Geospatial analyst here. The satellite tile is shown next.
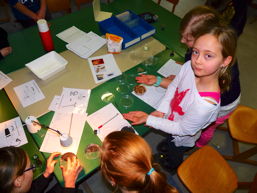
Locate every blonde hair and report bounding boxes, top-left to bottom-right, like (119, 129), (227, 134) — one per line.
(180, 6), (222, 38)
(100, 131), (178, 193)
(195, 26), (237, 92)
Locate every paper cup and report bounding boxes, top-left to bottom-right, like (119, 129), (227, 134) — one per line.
(37, 19), (49, 32)
(60, 133), (73, 147)
(25, 116), (41, 133)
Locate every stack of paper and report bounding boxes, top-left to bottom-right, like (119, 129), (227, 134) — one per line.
(48, 88), (91, 115)
(40, 88), (90, 154)
(56, 26), (106, 59)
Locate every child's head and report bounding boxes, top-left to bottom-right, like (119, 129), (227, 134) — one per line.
(100, 131), (177, 193)
(191, 26), (237, 92)
(180, 6), (222, 48)
(0, 146), (33, 193)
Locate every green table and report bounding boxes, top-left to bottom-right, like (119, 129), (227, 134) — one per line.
(0, 0), (186, 74)
(0, 89), (45, 179)
(0, 0), (186, 186)
(29, 48), (183, 185)
(108, 0), (187, 57)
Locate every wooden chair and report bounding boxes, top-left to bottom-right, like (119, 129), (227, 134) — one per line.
(157, 0), (179, 13)
(0, 0), (11, 23)
(46, 0), (71, 14)
(75, 0), (93, 10)
(178, 146), (238, 193)
(223, 105), (257, 166)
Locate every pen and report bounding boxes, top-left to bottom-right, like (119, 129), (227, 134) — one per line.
(32, 121), (63, 136)
(98, 113), (119, 129)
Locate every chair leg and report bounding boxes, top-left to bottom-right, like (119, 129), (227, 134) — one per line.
(238, 182), (252, 189)
(223, 146), (257, 166)
(249, 173), (257, 193)
(171, 4), (176, 13)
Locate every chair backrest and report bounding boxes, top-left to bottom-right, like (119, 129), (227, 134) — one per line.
(75, 0), (93, 10)
(177, 146), (238, 193)
(228, 105), (257, 144)
(46, 0), (71, 13)
(157, 0), (179, 13)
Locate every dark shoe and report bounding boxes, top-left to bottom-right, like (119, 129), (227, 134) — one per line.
(157, 140), (170, 153)
(153, 153), (177, 174)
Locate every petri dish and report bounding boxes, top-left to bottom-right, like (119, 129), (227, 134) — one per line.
(84, 144), (100, 160)
(101, 92), (115, 103)
(118, 95), (134, 108)
(116, 82), (130, 94)
(126, 73), (137, 87)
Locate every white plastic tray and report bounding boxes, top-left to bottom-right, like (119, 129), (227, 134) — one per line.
(25, 51), (68, 80)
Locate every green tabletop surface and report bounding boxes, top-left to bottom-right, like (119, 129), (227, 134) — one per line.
(29, 48), (183, 185)
(0, 0), (186, 185)
(0, 89), (45, 179)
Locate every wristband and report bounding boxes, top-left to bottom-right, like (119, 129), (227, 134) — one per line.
(153, 76), (162, 86)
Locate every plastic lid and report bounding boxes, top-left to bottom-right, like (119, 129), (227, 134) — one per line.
(37, 19), (49, 32)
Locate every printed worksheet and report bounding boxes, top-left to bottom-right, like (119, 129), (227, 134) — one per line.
(88, 54), (121, 84)
(56, 26), (87, 43)
(132, 85), (166, 109)
(66, 31), (106, 59)
(40, 112), (87, 154)
(87, 103), (132, 141)
(13, 80), (45, 108)
(49, 88), (90, 114)
(0, 71), (12, 89)
(0, 117), (28, 148)
(157, 59), (182, 77)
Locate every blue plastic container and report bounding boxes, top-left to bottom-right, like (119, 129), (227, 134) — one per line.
(98, 10), (156, 49)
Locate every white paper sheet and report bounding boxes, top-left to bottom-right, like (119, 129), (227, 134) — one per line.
(88, 54), (122, 84)
(66, 31), (106, 59)
(56, 26), (87, 43)
(14, 80), (45, 108)
(87, 103), (132, 141)
(0, 71), (12, 89)
(157, 59), (182, 77)
(50, 88), (90, 115)
(0, 117), (28, 147)
(132, 85), (166, 109)
(40, 112), (87, 154)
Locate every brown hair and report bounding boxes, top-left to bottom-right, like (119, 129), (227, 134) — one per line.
(0, 146), (27, 193)
(180, 6), (222, 38)
(195, 26), (237, 92)
(100, 131), (178, 193)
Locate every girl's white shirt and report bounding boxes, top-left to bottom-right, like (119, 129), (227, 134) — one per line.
(146, 61), (220, 147)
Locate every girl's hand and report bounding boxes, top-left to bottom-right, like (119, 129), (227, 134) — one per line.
(150, 111), (165, 118)
(166, 75), (176, 81)
(136, 74), (157, 85)
(0, 47), (12, 57)
(43, 152), (61, 178)
(123, 111), (149, 125)
(60, 156), (83, 188)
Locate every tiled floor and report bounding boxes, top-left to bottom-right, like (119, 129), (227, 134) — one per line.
(1, 1), (257, 193)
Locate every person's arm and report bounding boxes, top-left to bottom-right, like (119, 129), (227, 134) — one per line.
(0, 47), (12, 59)
(147, 102), (219, 136)
(13, 2), (39, 21)
(60, 156), (83, 188)
(37, 0), (47, 19)
(136, 74), (173, 89)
